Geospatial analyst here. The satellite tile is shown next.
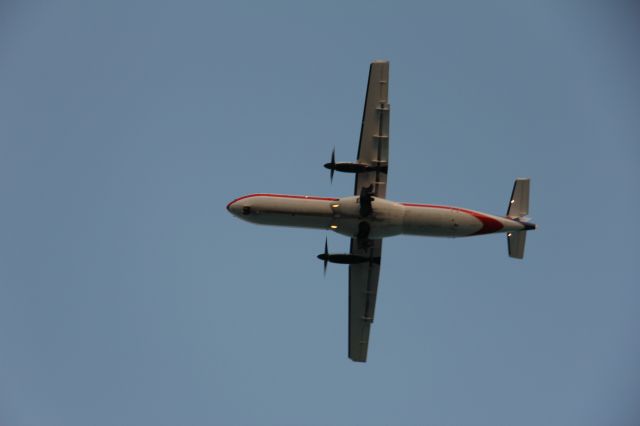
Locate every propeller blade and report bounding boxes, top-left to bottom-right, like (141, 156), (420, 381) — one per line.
(330, 148), (335, 183)
(323, 238), (329, 276)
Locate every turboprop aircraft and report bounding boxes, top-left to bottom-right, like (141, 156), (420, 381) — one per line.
(227, 61), (536, 362)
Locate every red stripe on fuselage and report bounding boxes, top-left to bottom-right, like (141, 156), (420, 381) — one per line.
(401, 203), (503, 235)
(226, 193), (338, 210)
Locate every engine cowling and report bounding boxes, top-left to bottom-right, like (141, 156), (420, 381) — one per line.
(323, 162), (388, 174)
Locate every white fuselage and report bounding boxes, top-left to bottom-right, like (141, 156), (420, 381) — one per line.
(227, 193), (528, 238)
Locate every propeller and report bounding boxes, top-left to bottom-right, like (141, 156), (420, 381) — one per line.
(328, 148), (335, 183)
(319, 238), (329, 275)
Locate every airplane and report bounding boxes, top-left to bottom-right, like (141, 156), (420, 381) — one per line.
(227, 60), (536, 362)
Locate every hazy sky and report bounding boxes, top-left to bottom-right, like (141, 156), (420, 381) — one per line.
(1, 1), (639, 425)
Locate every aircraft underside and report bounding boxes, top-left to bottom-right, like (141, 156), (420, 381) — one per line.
(226, 61), (535, 362)
(226, 194), (532, 239)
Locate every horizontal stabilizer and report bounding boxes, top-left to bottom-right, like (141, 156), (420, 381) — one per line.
(507, 231), (526, 259)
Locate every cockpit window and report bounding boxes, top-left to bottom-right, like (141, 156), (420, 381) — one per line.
(242, 206), (251, 215)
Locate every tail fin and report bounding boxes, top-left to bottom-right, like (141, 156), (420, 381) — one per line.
(506, 178), (531, 259)
(507, 178), (530, 218)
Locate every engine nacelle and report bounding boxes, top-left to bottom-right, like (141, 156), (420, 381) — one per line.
(317, 253), (380, 265)
(323, 161), (388, 174)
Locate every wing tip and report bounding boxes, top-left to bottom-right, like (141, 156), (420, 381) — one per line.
(349, 354), (367, 363)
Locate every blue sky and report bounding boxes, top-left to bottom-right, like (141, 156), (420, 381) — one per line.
(1, 1), (639, 425)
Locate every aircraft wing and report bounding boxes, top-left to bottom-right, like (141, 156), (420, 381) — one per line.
(354, 60), (390, 199)
(348, 238), (382, 362)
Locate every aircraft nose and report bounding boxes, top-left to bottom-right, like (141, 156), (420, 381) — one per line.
(227, 196), (255, 217)
(227, 199), (240, 215)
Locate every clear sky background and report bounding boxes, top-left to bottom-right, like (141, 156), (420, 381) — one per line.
(1, 1), (639, 425)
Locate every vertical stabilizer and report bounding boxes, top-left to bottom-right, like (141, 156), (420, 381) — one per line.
(506, 178), (533, 259)
(507, 178), (530, 219)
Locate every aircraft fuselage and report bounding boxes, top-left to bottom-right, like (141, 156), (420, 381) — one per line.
(227, 193), (531, 239)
